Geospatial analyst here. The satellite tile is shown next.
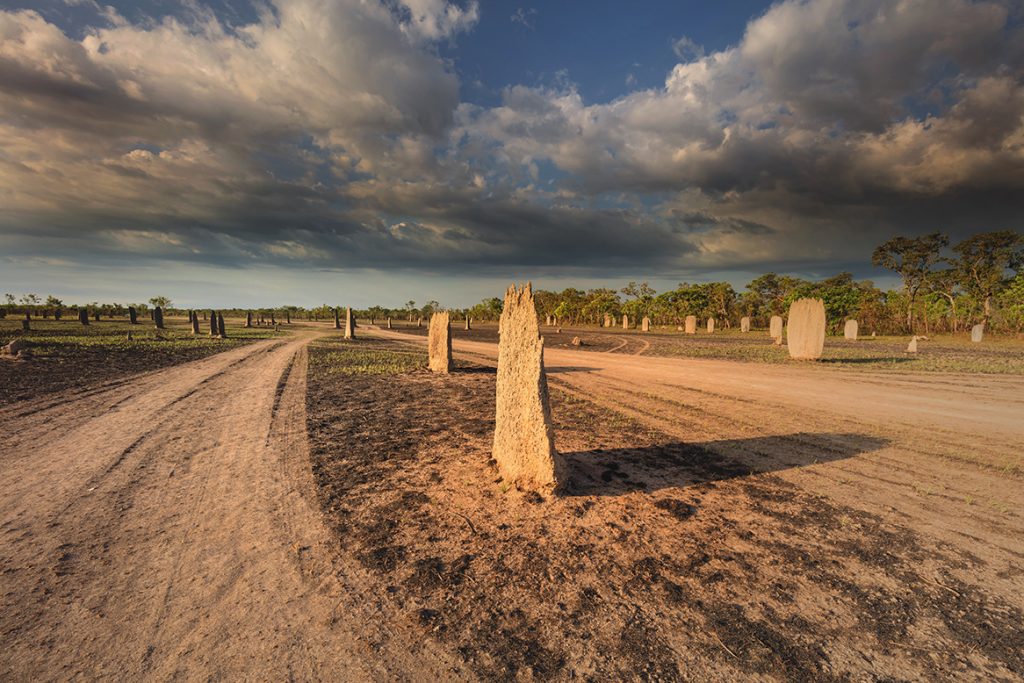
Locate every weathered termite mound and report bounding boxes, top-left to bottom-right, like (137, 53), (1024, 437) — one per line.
(844, 319), (858, 340)
(770, 315), (784, 343)
(334, 308), (341, 330)
(428, 311), (453, 373)
(740, 316), (750, 333)
(641, 316), (650, 332)
(493, 283), (566, 493)
(786, 298), (826, 360)
(684, 315), (696, 334)
(153, 306), (164, 329)
(622, 315), (629, 329)
(706, 317), (715, 334)
(971, 324), (984, 343)
(128, 306), (138, 325)
(190, 311), (200, 335)
(217, 313), (226, 339)
(345, 307), (356, 340)
(78, 309), (89, 326)
(245, 311), (253, 328)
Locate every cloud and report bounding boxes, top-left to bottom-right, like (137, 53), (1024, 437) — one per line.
(396, 0), (479, 42)
(670, 35), (704, 62)
(0, 0), (1022, 283)
(510, 7), (536, 29)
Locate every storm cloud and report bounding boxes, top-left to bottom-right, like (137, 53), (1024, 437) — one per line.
(1, 0), (1022, 281)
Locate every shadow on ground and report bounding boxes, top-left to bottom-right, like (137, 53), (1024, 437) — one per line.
(564, 432), (888, 496)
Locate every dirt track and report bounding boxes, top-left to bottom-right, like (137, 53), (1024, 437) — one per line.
(0, 331), (463, 681)
(1, 324), (1022, 679)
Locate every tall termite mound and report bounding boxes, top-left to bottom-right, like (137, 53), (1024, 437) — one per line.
(428, 311), (453, 373)
(217, 313), (226, 339)
(770, 315), (784, 343)
(128, 306), (138, 325)
(153, 306), (164, 329)
(191, 311), (200, 335)
(844, 319), (858, 340)
(344, 307), (356, 339)
(641, 316), (650, 332)
(209, 311), (218, 337)
(786, 298), (826, 360)
(334, 308), (341, 329)
(493, 283), (565, 493)
(78, 308), (89, 325)
(245, 311), (253, 328)
(706, 318), (715, 334)
(685, 315), (696, 334)
(740, 316), (750, 333)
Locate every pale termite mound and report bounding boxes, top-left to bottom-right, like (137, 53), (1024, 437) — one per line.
(493, 283), (566, 494)
(428, 311), (453, 373)
(786, 298), (826, 360)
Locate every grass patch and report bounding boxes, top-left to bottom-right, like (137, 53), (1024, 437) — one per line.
(0, 317), (287, 406)
(308, 338), (427, 377)
(638, 331), (1024, 374)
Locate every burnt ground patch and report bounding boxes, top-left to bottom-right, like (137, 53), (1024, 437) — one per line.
(306, 337), (1024, 681)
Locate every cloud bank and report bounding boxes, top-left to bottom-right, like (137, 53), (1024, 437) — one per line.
(1, 0), (1022, 279)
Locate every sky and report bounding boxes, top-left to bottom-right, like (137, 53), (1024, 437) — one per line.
(1, 0), (1022, 308)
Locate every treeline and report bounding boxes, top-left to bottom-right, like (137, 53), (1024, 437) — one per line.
(459, 230), (1023, 335)
(4, 231), (1020, 335)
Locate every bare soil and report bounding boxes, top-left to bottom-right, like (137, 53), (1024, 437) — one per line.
(307, 335), (1024, 681)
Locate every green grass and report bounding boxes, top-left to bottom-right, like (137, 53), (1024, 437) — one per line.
(308, 338), (427, 377)
(0, 317), (284, 357)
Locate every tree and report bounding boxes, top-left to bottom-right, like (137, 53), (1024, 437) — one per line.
(872, 232), (949, 332)
(998, 272), (1024, 334)
(926, 268), (962, 332)
(952, 230), (1024, 326)
(149, 295), (173, 310)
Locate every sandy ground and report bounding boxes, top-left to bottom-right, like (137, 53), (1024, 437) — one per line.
(1, 322), (1021, 680)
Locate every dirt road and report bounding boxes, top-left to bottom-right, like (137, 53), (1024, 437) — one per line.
(0, 331), (462, 681)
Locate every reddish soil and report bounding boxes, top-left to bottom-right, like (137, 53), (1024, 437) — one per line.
(307, 336), (1024, 681)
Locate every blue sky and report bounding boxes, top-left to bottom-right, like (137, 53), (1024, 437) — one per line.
(0, 0), (1020, 308)
(442, 1), (775, 105)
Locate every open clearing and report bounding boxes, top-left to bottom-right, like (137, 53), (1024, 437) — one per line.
(395, 320), (1024, 374)
(1, 322), (1022, 680)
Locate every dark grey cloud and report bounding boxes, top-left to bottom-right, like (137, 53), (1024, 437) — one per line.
(0, 0), (1022, 281)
